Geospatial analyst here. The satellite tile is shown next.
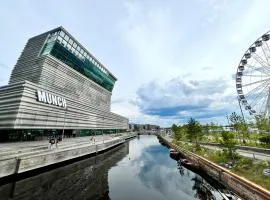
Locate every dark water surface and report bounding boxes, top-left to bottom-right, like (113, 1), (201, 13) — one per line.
(0, 135), (235, 200)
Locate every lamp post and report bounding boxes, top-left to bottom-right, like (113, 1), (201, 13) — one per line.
(62, 107), (68, 141)
(102, 117), (105, 144)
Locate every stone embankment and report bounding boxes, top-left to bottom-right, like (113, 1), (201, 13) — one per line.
(158, 135), (270, 200)
(0, 133), (137, 179)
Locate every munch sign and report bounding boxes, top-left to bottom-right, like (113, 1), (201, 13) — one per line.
(37, 90), (67, 108)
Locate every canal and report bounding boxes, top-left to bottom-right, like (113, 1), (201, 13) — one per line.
(0, 135), (236, 200)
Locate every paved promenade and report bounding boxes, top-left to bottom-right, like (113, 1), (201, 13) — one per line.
(0, 134), (126, 160)
(202, 144), (270, 161)
(0, 133), (136, 179)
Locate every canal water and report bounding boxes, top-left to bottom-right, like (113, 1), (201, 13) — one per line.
(0, 135), (235, 200)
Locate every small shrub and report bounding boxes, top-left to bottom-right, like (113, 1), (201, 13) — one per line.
(259, 135), (270, 144)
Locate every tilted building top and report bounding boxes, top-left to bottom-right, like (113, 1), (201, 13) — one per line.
(10, 26), (117, 92)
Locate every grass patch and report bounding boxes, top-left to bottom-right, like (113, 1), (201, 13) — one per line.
(232, 158), (270, 190)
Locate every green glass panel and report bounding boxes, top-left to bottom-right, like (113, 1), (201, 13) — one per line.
(41, 39), (116, 92)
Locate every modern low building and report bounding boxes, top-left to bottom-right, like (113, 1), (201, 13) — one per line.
(129, 123), (160, 131)
(0, 27), (128, 142)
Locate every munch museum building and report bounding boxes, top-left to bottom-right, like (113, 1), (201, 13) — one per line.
(0, 27), (128, 141)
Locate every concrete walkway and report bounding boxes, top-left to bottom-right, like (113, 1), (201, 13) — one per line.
(0, 133), (136, 178)
(202, 145), (270, 161)
(0, 134), (125, 160)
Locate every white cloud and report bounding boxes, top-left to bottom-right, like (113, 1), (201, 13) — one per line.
(117, 1), (185, 81)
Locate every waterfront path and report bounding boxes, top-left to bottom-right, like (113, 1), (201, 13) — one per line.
(0, 134), (131, 159)
(0, 134), (118, 148)
(202, 144), (270, 161)
(0, 133), (136, 179)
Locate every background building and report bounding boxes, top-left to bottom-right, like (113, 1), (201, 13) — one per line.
(0, 27), (128, 142)
(129, 123), (160, 131)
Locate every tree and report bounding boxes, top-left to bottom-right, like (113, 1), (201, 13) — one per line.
(172, 124), (180, 140)
(209, 122), (222, 133)
(172, 124), (185, 141)
(186, 118), (202, 146)
(255, 116), (270, 133)
(172, 124), (178, 133)
(208, 122), (223, 143)
(221, 131), (236, 158)
(259, 135), (270, 146)
(229, 112), (248, 144)
(202, 123), (210, 134)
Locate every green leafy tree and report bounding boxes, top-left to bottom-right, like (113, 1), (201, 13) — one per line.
(221, 131), (236, 158)
(172, 124), (180, 140)
(172, 124), (178, 133)
(209, 122), (222, 133)
(202, 123), (210, 134)
(255, 116), (270, 133)
(172, 124), (185, 141)
(209, 122), (222, 143)
(255, 116), (270, 147)
(259, 135), (270, 146)
(187, 118), (202, 146)
(229, 112), (248, 144)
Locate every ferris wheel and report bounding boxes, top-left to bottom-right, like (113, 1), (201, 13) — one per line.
(236, 31), (270, 118)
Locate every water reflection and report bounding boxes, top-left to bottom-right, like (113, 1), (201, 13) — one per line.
(109, 135), (235, 200)
(109, 136), (196, 200)
(192, 175), (217, 200)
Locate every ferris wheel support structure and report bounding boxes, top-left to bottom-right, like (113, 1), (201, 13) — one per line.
(264, 90), (270, 118)
(238, 98), (245, 120)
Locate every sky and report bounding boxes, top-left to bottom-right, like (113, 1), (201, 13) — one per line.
(1, 0), (270, 127)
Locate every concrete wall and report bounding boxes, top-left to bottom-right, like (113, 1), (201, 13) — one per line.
(0, 158), (18, 178)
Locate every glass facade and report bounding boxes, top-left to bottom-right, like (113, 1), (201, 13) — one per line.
(40, 29), (116, 92)
(77, 129), (126, 137)
(0, 129), (126, 142)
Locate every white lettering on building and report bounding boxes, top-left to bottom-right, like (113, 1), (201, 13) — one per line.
(37, 90), (67, 108)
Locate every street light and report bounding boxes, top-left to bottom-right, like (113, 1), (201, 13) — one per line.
(102, 130), (104, 144)
(62, 107), (68, 141)
(102, 117), (105, 144)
